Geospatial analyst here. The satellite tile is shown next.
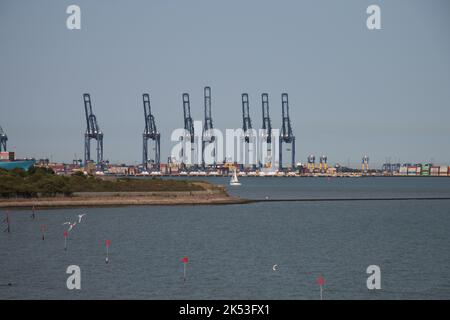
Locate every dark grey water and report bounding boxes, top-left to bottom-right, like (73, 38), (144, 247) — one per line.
(1, 177), (450, 299)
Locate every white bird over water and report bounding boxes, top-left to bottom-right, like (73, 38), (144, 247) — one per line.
(78, 214), (87, 223)
(62, 221), (77, 232)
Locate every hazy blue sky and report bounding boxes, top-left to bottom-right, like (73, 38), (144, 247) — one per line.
(1, 0), (449, 167)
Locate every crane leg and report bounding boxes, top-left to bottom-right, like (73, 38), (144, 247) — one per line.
(84, 134), (90, 166)
(143, 135), (148, 170)
(292, 137), (296, 169)
(156, 136), (160, 171)
(279, 136), (283, 171)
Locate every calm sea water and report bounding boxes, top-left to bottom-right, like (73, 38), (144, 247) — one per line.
(1, 177), (449, 299)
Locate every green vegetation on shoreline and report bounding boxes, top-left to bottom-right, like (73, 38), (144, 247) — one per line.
(0, 167), (205, 198)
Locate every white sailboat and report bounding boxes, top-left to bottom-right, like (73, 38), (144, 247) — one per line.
(230, 169), (241, 186)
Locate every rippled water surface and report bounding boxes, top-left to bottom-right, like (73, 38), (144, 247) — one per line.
(1, 177), (449, 299)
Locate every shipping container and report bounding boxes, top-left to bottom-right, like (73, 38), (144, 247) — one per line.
(430, 166), (440, 176)
(407, 166), (417, 176)
(0, 151), (14, 161)
(421, 164), (430, 176)
(416, 166), (421, 175)
(399, 166), (408, 176)
(439, 166), (448, 176)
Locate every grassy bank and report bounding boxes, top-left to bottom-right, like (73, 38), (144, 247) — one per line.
(0, 167), (206, 198)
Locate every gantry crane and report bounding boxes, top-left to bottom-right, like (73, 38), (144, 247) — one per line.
(279, 93), (296, 170)
(142, 93), (160, 171)
(260, 93), (272, 168)
(242, 93), (256, 169)
(0, 126), (7, 152)
(182, 93), (195, 167)
(202, 86), (215, 167)
(83, 93), (104, 169)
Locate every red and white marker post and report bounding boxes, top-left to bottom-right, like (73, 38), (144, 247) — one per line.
(181, 256), (188, 281)
(64, 230), (68, 250)
(317, 276), (325, 300)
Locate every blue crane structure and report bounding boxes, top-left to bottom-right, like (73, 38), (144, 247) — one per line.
(260, 93), (272, 168)
(0, 126), (7, 152)
(242, 93), (252, 143)
(181, 93), (195, 168)
(279, 93), (296, 170)
(83, 93), (104, 169)
(202, 86), (215, 167)
(242, 93), (256, 169)
(142, 93), (160, 171)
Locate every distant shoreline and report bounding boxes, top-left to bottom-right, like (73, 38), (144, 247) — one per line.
(0, 190), (250, 209)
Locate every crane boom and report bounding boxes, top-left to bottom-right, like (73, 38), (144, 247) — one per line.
(281, 93), (293, 141)
(182, 93), (194, 143)
(261, 93), (272, 143)
(203, 86), (213, 132)
(242, 93), (252, 142)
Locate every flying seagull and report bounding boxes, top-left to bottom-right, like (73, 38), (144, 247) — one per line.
(62, 221), (77, 232)
(78, 214), (87, 223)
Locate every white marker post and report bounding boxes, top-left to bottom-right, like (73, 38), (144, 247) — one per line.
(105, 240), (111, 263)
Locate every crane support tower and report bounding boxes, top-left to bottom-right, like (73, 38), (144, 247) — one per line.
(260, 93), (272, 168)
(0, 126), (7, 152)
(202, 86), (215, 167)
(182, 93), (195, 168)
(242, 93), (256, 169)
(142, 93), (161, 171)
(279, 93), (296, 170)
(83, 93), (104, 169)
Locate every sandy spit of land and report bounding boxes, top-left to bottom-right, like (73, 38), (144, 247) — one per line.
(0, 190), (250, 209)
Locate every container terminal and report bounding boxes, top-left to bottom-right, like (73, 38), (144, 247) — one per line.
(1, 89), (449, 177)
